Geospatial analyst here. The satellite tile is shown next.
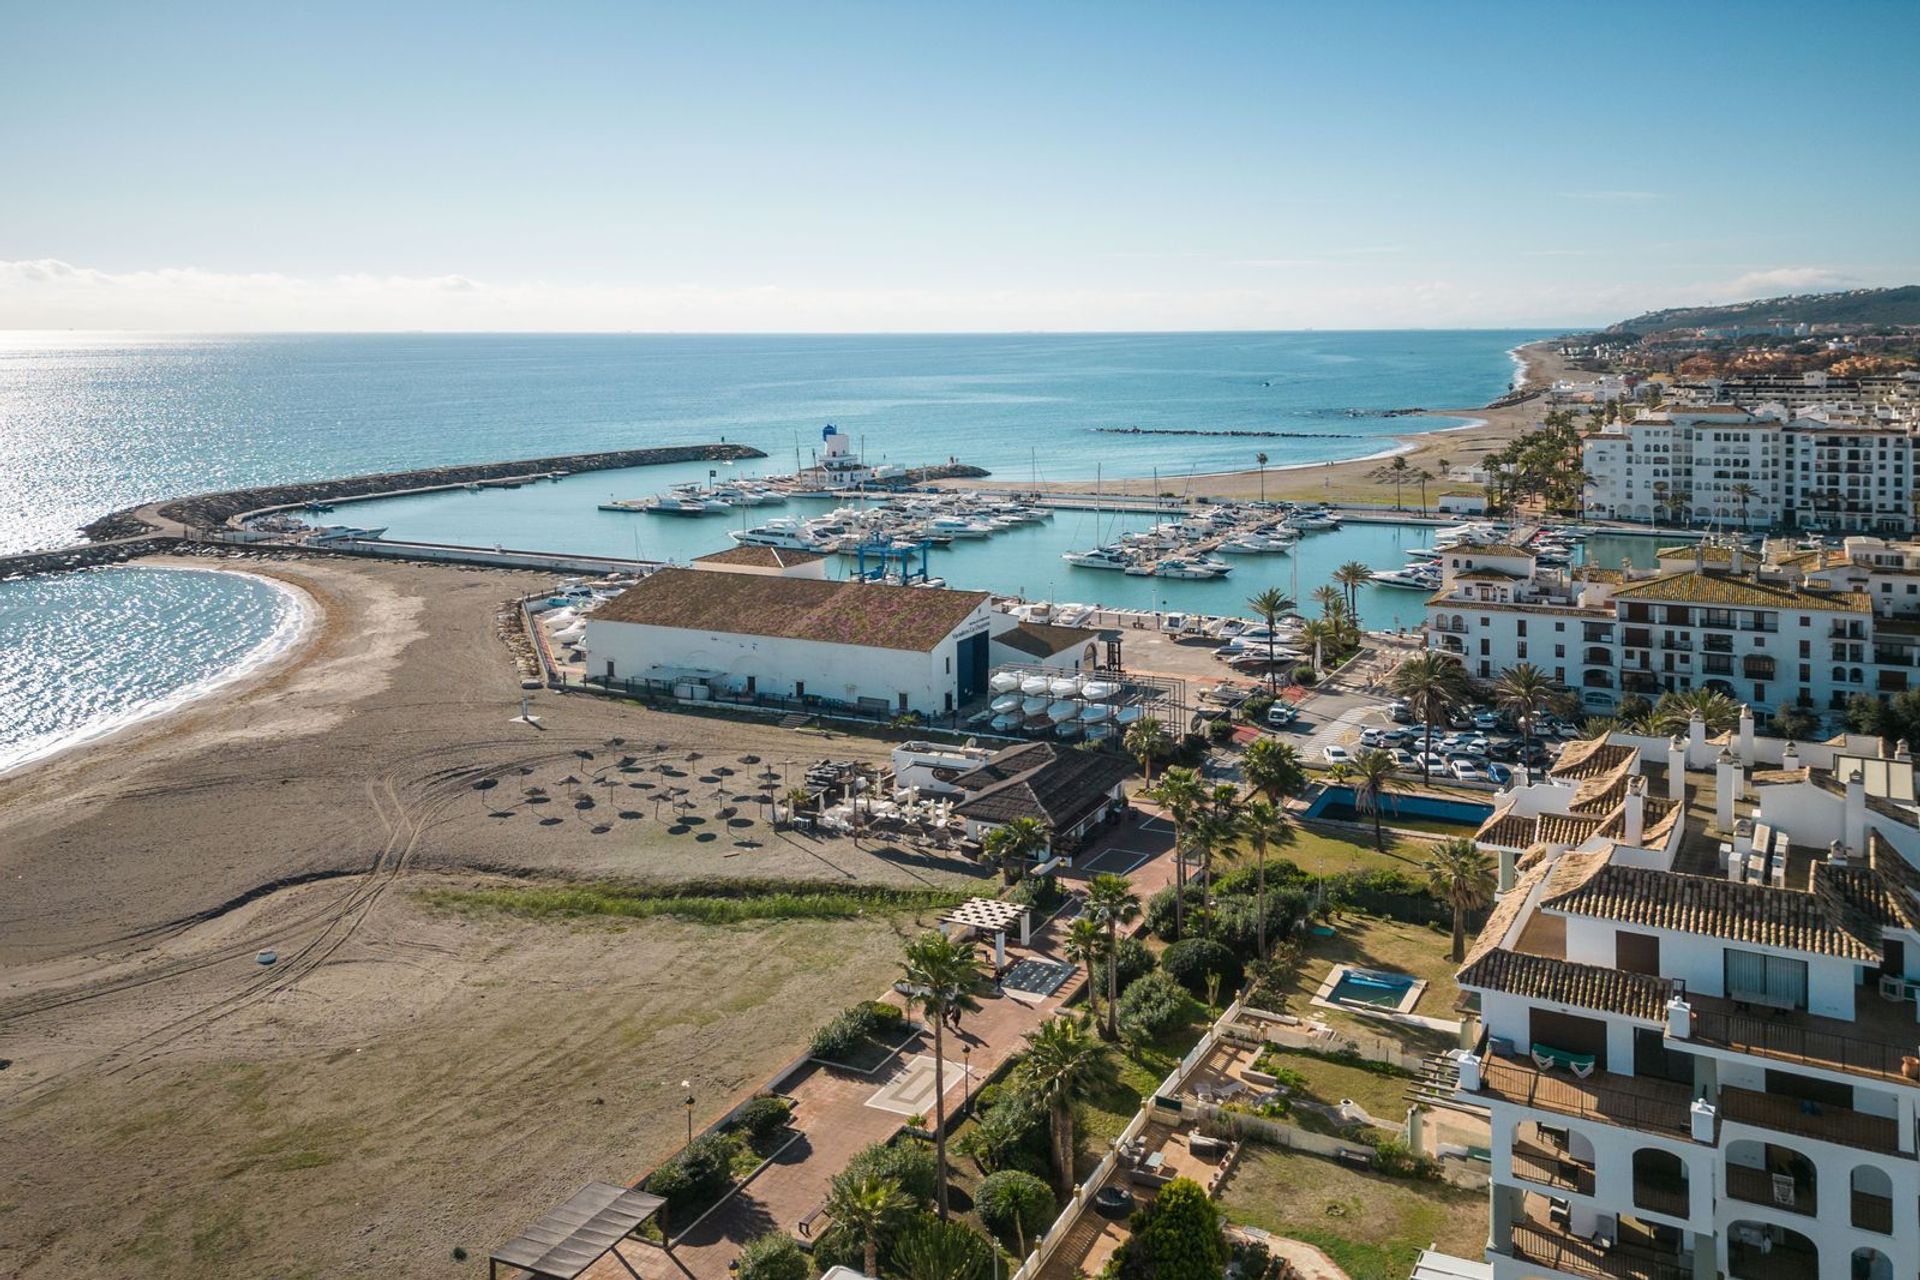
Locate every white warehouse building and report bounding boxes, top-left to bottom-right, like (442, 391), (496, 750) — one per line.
(583, 568), (993, 718)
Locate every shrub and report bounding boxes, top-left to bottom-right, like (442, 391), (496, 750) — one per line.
(1010, 873), (1063, 912)
(955, 1082), (1049, 1174)
(1206, 718), (1235, 744)
(810, 1003), (879, 1060)
(1161, 938), (1242, 995)
(1361, 1133), (1440, 1180)
(1323, 868), (1448, 927)
(845, 1138), (938, 1205)
(735, 1095), (792, 1141)
(1114, 1177), (1226, 1280)
(1111, 934), (1157, 992)
(1143, 883), (1205, 940)
(867, 1000), (906, 1028)
(1239, 691), (1275, 723)
(1205, 890), (1311, 963)
(1116, 971), (1193, 1042)
(736, 1231), (809, 1280)
(977, 1169), (1057, 1253)
(1292, 665), (1317, 687)
(892, 1213), (996, 1280)
(644, 1131), (736, 1224)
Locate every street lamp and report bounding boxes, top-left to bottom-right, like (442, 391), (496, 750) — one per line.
(682, 1079), (695, 1150)
(962, 1043), (973, 1108)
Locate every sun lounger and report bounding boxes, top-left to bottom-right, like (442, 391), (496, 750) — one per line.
(1531, 1042), (1597, 1078)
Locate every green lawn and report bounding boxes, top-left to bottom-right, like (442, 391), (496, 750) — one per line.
(1081, 1019), (1205, 1150)
(1218, 1147), (1487, 1280)
(1252, 1046), (1416, 1125)
(1273, 914), (1464, 1059)
(1258, 824), (1434, 878)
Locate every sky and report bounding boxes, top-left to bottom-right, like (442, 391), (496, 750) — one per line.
(2, 0), (1916, 332)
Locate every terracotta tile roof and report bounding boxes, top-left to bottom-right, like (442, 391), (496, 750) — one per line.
(1815, 863), (1920, 936)
(1569, 765), (1636, 812)
(1752, 767), (1812, 785)
(1457, 543), (1536, 558)
(1543, 863), (1881, 961)
(950, 742), (1135, 830)
(1458, 949), (1675, 1023)
(995, 621), (1098, 658)
(692, 545), (826, 569)
(1549, 738), (1637, 781)
(1611, 570), (1870, 612)
(1455, 569), (1523, 582)
(1541, 849), (1613, 901)
(594, 569), (988, 652)
(1462, 861), (1553, 967)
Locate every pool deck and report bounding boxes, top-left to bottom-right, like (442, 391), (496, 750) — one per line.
(1308, 963), (1460, 1035)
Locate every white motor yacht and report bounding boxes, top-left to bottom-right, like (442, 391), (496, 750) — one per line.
(1155, 556), (1231, 579)
(1371, 566), (1443, 590)
(729, 518), (821, 549)
(927, 516), (993, 539)
(1062, 545), (1135, 571)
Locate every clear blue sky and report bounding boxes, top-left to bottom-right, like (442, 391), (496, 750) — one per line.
(3, 0), (1915, 330)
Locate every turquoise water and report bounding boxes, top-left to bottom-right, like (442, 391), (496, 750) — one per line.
(0, 330), (1546, 556)
(1330, 969), (1417, 1008)
(0, 567), (302, 774)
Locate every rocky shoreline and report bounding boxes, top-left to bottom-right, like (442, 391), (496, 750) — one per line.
(78, 441), (769, 542)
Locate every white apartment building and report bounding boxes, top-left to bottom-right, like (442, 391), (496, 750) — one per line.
(1582, 406), (1917, 534)
(1425, 542), (1892, 720)
(1450, 725), (1920, 1280)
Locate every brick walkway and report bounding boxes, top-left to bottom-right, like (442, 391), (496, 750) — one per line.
(586, 821), (1177, 1280)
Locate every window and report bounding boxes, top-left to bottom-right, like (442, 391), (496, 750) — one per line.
(1724, 948), (1808, 1010)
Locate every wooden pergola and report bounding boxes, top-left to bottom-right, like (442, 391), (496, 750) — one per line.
(489, 1181), (667, 1280)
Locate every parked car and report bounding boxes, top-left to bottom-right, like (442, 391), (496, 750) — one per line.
(1390, 747), (1419, 770)
(1450, 759), (1486, 782)
(1485, 762), (1514, 785)
(1446, 709), (1474, 730)
(1472, 709), (1501, 731)
(1323, 745), (1351, 766)
(1266, 703), (1298, 727)
(1420, 752), (1450, 774)
(1359, 727), (1388, 748)
(1388, 701), (1414, 724)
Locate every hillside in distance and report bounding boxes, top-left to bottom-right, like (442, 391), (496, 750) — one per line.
(1605, 286), (1920, 334)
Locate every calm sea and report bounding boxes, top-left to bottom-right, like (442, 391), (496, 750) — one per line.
(0, 330), (1547, 556)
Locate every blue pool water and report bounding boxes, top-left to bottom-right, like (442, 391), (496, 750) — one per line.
(1329, 969), (1417, 1008)
(1302, 786), (1494, 826)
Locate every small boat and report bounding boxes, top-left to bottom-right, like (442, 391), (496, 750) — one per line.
(307, 525), (387, 543)
(1020, 675), (1052, 696)
(1055, 720), (1083, 741)
(991, 713), (1022, 732)
(1048, 676), (1081, 698)
(989, 671), (1023, 694)
(991, 693), (1023, 713)
(1079, 702), (1113, 722)
(1114, 705), (1146, 725)
(1155, 556), (1230, 579)
(1080, 680), (1118, 701)
(1021, 695), (1051, 716)
(1048, 699), (1080, 723)
(1084, 722), (1114, 743)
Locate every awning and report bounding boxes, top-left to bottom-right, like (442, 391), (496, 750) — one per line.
(490, 1181), (665, 1280)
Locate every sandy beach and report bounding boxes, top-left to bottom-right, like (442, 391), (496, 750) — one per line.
(1011, 338), (1577, 506)
(0, 553), (981, 1279)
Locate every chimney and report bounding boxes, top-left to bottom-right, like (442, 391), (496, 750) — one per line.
(1689, 1097), (1718, 1145)
(1497, 847), (1517, 895)
(1667, 735), (1687, 801)
(1667, 995), (1693, 1040)
(1737, 704), (1756, 766)
(1781, 740), (1801, 773)
(1846, 773), (1867, 853)
(1716, 749), (1741, 832)
(1688, 709), (1707, 761)
(1624, 776), (1647, 847)
(1730, 542), (1745, 576)
(1694, 541), (1705, 571)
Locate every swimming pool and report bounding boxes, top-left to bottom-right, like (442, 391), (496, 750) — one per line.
(1330, 969), (1416, 1008)
(1302, 786), (1493, 828)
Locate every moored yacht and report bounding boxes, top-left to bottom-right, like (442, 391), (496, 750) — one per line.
(729, 518), (822, 549)
(1062, 545), (1135, 570)
(1370, 565), (1443, 590)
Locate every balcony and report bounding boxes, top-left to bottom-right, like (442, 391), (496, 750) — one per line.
(1622, 671), (1661, 694)
(1478, 1054), (1699, 1141)
(1623, 628), (1652, 649)
(1582, 672), (1615, 690)
(1853, 1187), (1893, 1234)
(1437, 635), (1465, 655)
(1511, 1134), (1595, 1196)
(1686, 994), (1920, 1089)
(1725, 1163), (1814, 1216)
(1718, 1086), (1901, 1156)
(1740, 620), (1780, 634)
(1582, 647), (1613, 666)
(1703, 634), (1734, 653)
(1742, 656), (1777, 680)
(1508, 1220), (1692, 1280)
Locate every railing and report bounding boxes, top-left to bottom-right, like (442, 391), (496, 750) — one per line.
(1479, 1056), (1697, 1140)
(1689, 1007), (1915, 1086)
(1632, 1174), (1692, 1218)
(1509, 1225), (1692, 1280)
(1851, 1187), (1893, 1234)
(1718, 1086), (1902, 1156)
(1511, 1139), (1594, 1195)
(1725, 1163), (1813, 1216)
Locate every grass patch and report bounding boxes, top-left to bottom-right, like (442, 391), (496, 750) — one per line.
(1251, 1046), (1415, 1122)
(1272, 914), (1463, 1059)
(1248, 825), (1430, 878)
(418, 876), (968, 924)
(1081, 1017), (1207, 1150)
(1218, 1147), (1484, 1280)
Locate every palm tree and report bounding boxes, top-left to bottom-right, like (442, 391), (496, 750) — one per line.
(1064, 916), (1106, 1024)
(1255, 451), (1268, 503)
(1389, 652), (1474, 781)
(1123, 717), (1169, 786)
(981, 816), (1049, 886)
(1492, 662), (1554, 766)
(1424, 836), (1498, 962)
(1246, 586), (1291, 692)
(1652, 688), (1741, 735)
(781, 786), (812, 828)
(1191, 786), (1240, 925)
(1311, 583), (1343, 620)
(1298, 617), (1338, 676)
(1348, 748), (1397, 851)
(1237, 798), (1287, 959)
(1413, 467), (1435, 515)
(1334, 561), (1372, 621)
(900, 932), (987, 1218)
(823, 1172), (914, 1276)
(1018, 1015), (1118, 1200)
(1148, 767), (1206, 941)
(893, 1215), (994, 1280)
(1083, 873), (1140, 1040)
(1241, 737), (1305, 806)
(1731, 481), (1757, 529)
